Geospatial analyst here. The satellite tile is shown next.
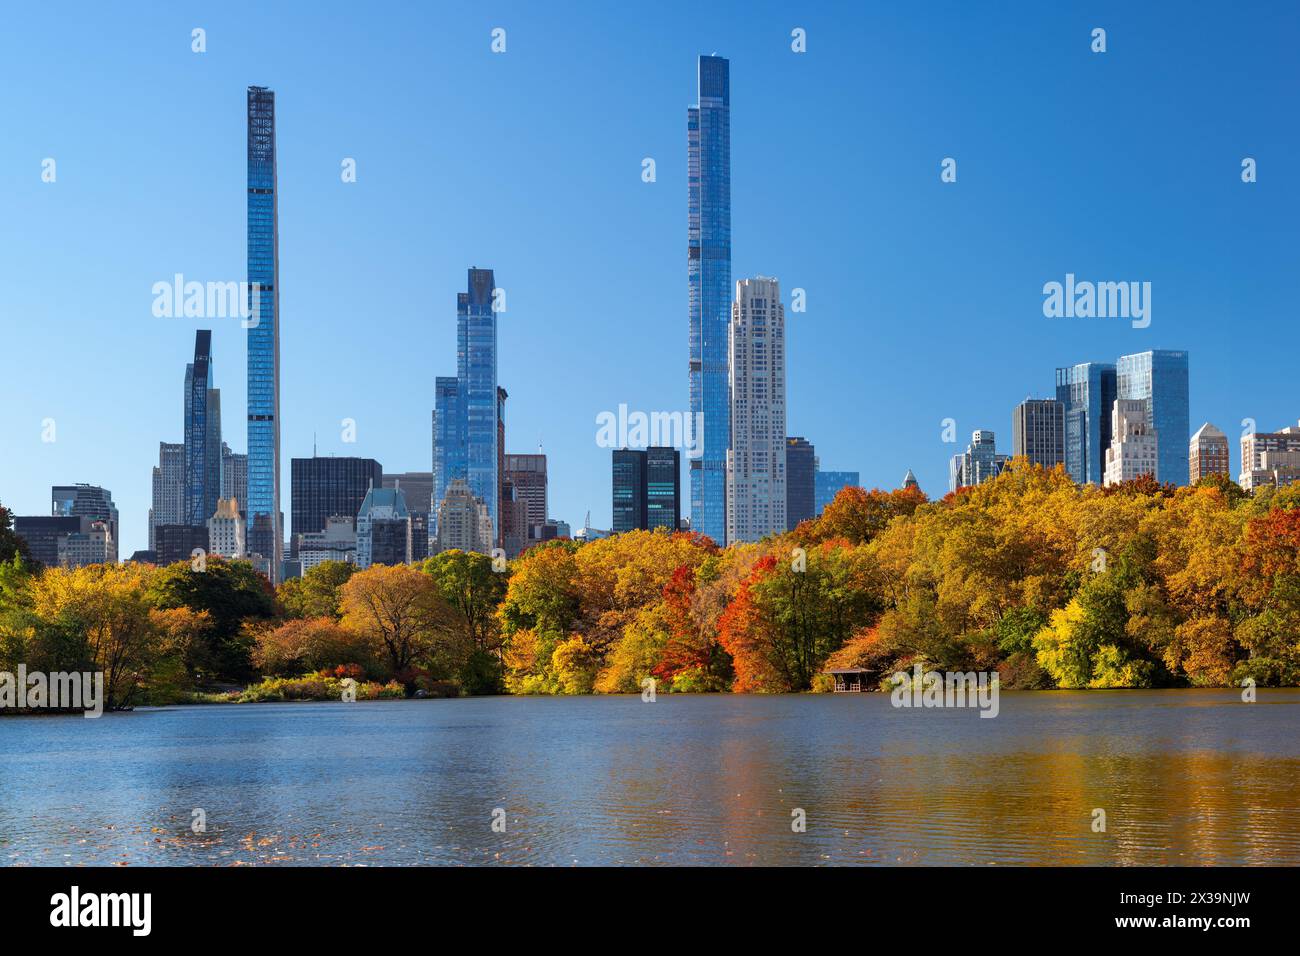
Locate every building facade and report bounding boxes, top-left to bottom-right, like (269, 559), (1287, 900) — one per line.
(815, 470), (860, 515)
(646, 446), (681, 532)
(221, 442), (248, 508)
(150, 442), (185, 551)
(503, 454), (547, 528)
(726, 277), (786, 544)
(51, 484), (119, 563)
(290, 457), (383, 552)
(612, 449), (646, 533)
(435, 479), (493, 554)
(184, 330), (223, 527)
(1104, 399), (1160, 486)
(1117, 350), (1189, 486)
(356, 486), (411, 569)
(57, 520), (113, 568)
(247, 85), (282, 580)
(296, 516), (357, 572)
(13, 515), (86, 568)
(1012, 398), (1065, 469)
(1239, 421), (1300, 491)
(207, 497), (246, 558)
(949, 431), (1010, 492)
(688, 54), (732, 546)
(1189, 423), (1230, 484)
(785, 437), (816, 530)
(1055, 362), (1117, 485)
(154, 524), (209, 567)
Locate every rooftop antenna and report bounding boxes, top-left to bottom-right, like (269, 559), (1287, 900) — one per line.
(313, 431), (317, 457)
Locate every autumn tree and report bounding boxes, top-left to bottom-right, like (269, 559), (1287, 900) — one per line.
(339, 564), (455, 690)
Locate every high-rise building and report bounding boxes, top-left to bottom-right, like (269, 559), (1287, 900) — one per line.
(247, 85), (282, 580)
(1055, 362), (1117, 485)
(221, 442), (248, 509)
(433, 269), (499, 545)
(499, 480), (530, 558)
(184, 330), (223, 527)
(290, 457), (383, 552)
(612, 449), (646, 533)
(688, 54), (731, 546)
(504, 454), (547, 528)
(1012, 398), (1066, 470)
(646, 446), (682, 532)
(149, 442), (185, 551)
(1117, 350), (1190, 487)
(154, 524), (209, 566)
(383, 472), (432, 562)
(51, 484), (119, 563)
(207, 497), (245, 558)
(13, 515), (87, 569)
(435, 479), (493, 554)
(356, 486), (411, 569)
(785, 437), (816, 530)
(1189, 423), (1230, 484)
(1104, 399), (1160, 486)
(497, 386), (508, 549)
(57, 520), (113, 569)
(949, 431), (1010, 492)
(297, 516), (357, 572)
(814, 470), (859, 515)
(726, 277), (786, 544)
(1239, 421), (1300, 491)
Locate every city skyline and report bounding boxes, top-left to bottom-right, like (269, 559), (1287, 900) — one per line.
(4, 3), (1297, 559)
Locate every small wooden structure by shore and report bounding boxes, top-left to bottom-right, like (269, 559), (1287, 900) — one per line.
(826, 668), (870, 693)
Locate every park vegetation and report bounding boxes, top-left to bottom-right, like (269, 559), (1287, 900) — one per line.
(2, 460), (1299, 709)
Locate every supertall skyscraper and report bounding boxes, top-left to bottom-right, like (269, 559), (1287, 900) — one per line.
(688, 54), (731, 545)
(184, 330), (222, 526)
(246, 85), (282, 580)
(433, 269), (499, 543)
(1117, 349), (1190, 487)
(726, 277), (786, 544)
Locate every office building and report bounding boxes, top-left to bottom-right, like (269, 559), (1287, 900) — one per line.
(1055, 362), (1117, 485)
(356, 485), (411, 569)
(247, 85), (283, 580)
(646, 446), (682, 532)
(1104, 399), (1160, 486)
(207, 497), (245, 559)
(149, 442), (185, 551)
(435, 479), (493, 555)
(1012, 398), (1066, 469)
(949, 431), (1010, 492)
(296, 516), (357, 572)
(221, 442), (248, 508)
(785, 437), (816, 530)
(504, 454), (547, 529)
(688, 54), (732, 546)
(815, 470), (860, 515)
(154, 524), (209, 566)
(184, 330), (223, 527)
(13, 515), (86, 569)
(1239, 421), (1300, 491)
(51, 484), (119, 563)
(290, 456), (383, 552)
(1189, 423), (1230, 484)
(612, 449), (646, 533)
(1117, 350), (1190, 486)
(726, 276), (787, 544)
(57, 520), (113, 569)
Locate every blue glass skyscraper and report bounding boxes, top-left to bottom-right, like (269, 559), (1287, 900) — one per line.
(433, 269), (498, 543)
(688, 54), (731, 545)
(184, 329), (222, 526)
(1118, 349), (1190, 486)
(1055, 362), (1117, 485)
(247, 86), (281, 579)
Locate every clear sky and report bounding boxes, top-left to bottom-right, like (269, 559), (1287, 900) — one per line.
(3, 1), (1297, 558)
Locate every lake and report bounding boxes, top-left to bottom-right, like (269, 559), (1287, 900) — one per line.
(2, 690), (1297, 865)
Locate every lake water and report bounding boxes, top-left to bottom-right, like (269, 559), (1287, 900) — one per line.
(2, 690), (1297, 866)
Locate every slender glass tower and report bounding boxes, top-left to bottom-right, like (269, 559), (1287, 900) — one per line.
(688, 55), (731, 545)
(246, 86), (281, 580)
(184, 330), (222, 526)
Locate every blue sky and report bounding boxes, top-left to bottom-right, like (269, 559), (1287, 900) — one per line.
(2, 1), (1297, 557)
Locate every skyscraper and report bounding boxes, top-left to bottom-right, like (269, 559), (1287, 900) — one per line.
(1189, 423), (1229, 484)
(1239, 421), (1300, 491)
(433, 269), (499, 544)
(785, 437), (816, 530)
(612, 449), (647, 533)
(51, 484), (119, 563)
(184, 330), (222, 527)
(814, 470), (859, 515)
(688, 54), (731, 546)
(1012, 398), (1065, 470)
(726, 277), (786, 544)
(1104, 399), (1159, 486)
(356, 486), (411, 569)
(290, 456), (383, 550)
(247, 85), (282, 580)
(1117, 350), (1190, 487)
(435, 479), (493, 555)
(504, 454), (547, 528)
(1055, 362), (1117, 485)
(221, 442), (248, 509)
(150, 442), (185, 551)
(949, 431), (1010, 492)
(646, 446), (682, 532)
